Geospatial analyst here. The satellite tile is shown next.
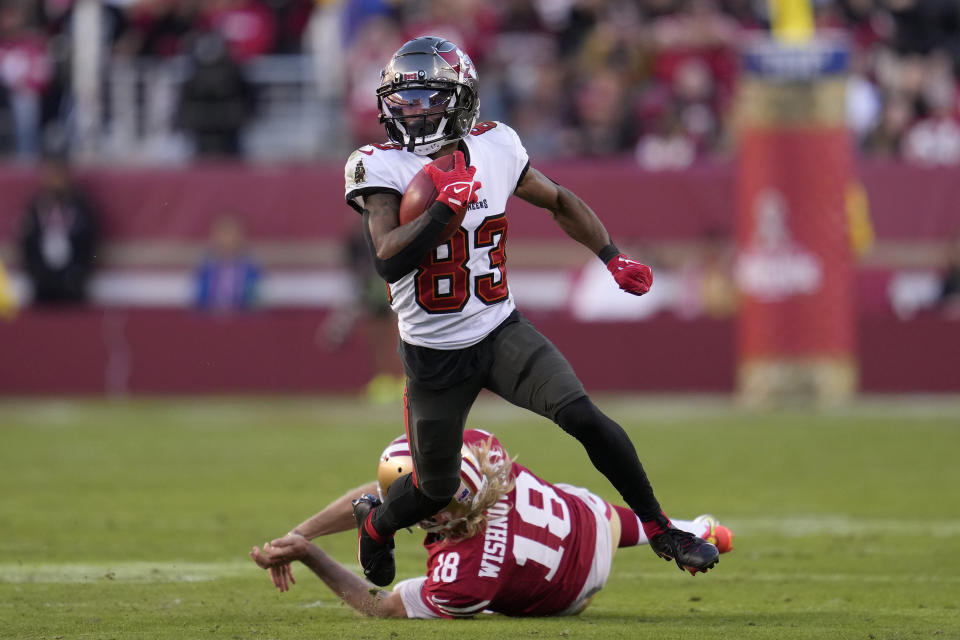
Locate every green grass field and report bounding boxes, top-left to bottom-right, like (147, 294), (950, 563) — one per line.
(1, 395), (959, 639)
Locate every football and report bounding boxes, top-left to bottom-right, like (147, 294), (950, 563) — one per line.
(398, 154), (465, 242)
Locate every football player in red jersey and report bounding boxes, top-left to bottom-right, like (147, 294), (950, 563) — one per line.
(342, 35), (719, 587)
(251, 430), (734, 618)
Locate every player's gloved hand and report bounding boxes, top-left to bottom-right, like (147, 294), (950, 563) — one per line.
(425, 150), (481, 213)
(606, 253), (653, 296)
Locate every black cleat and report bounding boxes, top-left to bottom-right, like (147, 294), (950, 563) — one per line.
(650, 526), (720, 575)
(352, 494), (396, 586)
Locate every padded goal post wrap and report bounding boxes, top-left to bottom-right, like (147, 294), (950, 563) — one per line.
(734, 36), (857, 405)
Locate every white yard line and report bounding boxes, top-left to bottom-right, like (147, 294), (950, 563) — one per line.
(726, 515), (960, 537)
(612, 570), (960, 584)
(0, 560), (256, 584)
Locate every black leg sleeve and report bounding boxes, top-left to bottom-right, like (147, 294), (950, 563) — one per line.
(370, 370), (481, 536)
(555, 396), (663, 521)
(371, 473), (449, 534)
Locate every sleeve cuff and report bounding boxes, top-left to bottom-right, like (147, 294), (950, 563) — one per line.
(514, 160), (531, 192)
(345, 186), (403, 214)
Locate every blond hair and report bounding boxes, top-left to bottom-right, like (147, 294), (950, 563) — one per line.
(441, 437), (515, 541)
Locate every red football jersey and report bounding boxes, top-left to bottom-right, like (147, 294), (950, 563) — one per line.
(396, 436), (609, 618)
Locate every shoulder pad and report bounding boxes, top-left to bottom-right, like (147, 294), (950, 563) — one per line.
(345, 143), (405, 195)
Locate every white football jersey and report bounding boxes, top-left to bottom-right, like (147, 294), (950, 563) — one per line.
(344, 121), (530, 349)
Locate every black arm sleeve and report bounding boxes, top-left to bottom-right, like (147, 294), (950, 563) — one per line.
(362, 201), (456, 284)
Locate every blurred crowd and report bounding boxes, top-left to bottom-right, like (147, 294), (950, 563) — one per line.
(1, 0), (960, 165)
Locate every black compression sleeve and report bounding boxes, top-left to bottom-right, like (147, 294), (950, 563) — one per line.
(363, 201), (456, 284)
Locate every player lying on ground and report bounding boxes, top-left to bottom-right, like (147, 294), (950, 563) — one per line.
(345, 34), (719, 588)
(250, 429), (733, 619)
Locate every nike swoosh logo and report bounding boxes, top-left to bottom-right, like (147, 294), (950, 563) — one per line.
(359, 149), (374, 155)
(452, 185), (468, 194)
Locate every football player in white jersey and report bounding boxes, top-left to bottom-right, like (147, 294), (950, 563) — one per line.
(342, 36), (720, 587)
(250, 430), (734, 618)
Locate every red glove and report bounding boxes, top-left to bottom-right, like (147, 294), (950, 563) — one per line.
(424, 151), (482, 213)
(606, 253), (653, 296)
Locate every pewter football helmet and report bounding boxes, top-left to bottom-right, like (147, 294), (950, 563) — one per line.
(377, 36), (480, 155)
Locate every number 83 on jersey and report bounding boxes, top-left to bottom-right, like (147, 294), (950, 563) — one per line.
(412, 213), (509, 314)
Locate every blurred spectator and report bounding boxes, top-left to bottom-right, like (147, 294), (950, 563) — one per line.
(1, 0), (960, 162)
(509, 64), (568, 157)
(201, 0), (277, 61)
(193, 213), (261, 311)
(568, 68), (636, 155)
(694, 229), (737, 318)
(0, 255), (16, 319)
(939, 231), (960, 317)
(648, 0), (739, 107)
(671, 57), (723, 152)
(322, 226), (404, 403)
(344, 15), (404, 144)
(18, 156), (99, 305)
(0, 0), (52, 159)
(883, 0), (960, 61)
(901, 54), (960, 164)
(126, 0), (201, 58)
(273, 0), (314, 53)
(673, 230), (737, 318)
(176, 31), (256, 157)
(400, 0), (499, 63)
(847, 61), (883, 144)
(635, 106), (696, 170)
(863, 90), (914, 157)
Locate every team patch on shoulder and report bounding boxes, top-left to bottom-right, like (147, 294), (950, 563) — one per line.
(469, 121), (498, 136)
(354, 158), (366, 184)
(360, 142), (403, 155)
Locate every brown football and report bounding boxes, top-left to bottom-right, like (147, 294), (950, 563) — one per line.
(398, 154), (465, 242)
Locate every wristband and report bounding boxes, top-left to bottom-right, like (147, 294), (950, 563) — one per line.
(598, 243), (620, 264)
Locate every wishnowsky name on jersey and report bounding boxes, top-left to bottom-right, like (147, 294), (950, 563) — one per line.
(478, 496), (510, 578)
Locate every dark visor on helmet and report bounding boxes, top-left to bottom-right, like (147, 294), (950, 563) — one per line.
(384, 88), (454, 134)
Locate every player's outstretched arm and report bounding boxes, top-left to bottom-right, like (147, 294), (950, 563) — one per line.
(254, 482), (379, 594)
(514, 167), (653, 296)
(288, 482), (379, 539)
(514, 167), (611, 254)
(250, 536), (407, 618)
